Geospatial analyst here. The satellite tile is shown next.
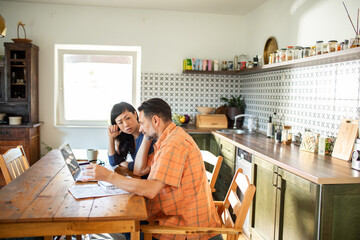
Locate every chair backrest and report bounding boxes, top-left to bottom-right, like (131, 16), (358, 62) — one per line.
(0, 145), (29, 184)
(219, 168), (256, 233)
(201, 150), (223, 192)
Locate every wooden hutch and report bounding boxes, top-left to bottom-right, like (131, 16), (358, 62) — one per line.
(0, 42), (42, 187)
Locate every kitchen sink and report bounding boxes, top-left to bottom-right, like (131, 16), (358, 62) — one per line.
(216, 129), (248, 134)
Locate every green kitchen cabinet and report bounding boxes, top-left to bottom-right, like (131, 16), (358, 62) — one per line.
(213, 137), (236, 201)
(189, 133), (210, 151)
(320, 184), (360, 239)
(251, 155), (319, 240)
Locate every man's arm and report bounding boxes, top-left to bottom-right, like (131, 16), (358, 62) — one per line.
(133, 138), (152, 176)
(84, 164), (164, 199)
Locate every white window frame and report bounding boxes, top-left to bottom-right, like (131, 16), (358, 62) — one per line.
(54, 44), (141, 128)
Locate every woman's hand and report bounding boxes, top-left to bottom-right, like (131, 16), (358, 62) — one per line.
(108, 124), (121, 139)
(82, 164), (112, 182)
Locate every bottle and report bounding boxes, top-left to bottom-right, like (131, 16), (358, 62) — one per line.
(267, 116), (273, 138)
(272, 112), (278, 138)
(234, 55), (238, 71)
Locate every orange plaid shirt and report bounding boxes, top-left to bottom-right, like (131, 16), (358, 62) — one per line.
(146, 122), (221, 240)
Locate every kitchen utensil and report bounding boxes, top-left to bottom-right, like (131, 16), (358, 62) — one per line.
(196, 114), (227, 128)
(332, 119), (359, 161)
(263, 37), (278, 65)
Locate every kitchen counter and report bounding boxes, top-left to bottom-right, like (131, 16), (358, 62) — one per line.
(181, 123), (219, 133)
(212, 131), (360, 185)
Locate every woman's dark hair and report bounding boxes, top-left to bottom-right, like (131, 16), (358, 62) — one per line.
(110, 102), (138, 162)
(138, 98), (172, 122)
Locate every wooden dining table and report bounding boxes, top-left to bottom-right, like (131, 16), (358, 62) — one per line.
(0, 149), (148, 240)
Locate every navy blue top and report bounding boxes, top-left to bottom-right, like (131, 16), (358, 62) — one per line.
(108, 132), (155, 178)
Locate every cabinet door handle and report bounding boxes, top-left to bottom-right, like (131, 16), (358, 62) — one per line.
(276, 174), (283, 190)
(272, 171), (278, 187)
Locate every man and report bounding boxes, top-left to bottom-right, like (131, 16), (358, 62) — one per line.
(84, 98), (221, 240)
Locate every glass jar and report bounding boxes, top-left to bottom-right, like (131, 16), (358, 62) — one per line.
(316, 41), (323, 55)
(286, 46), (294, 61)
(303, 47), (311, 57)
(239, 54), (248, 69)
(328, 40), (338, 52)
(294, 46), (303, 59)
(227, 61), (234, 71)
(282, 125), (292, 145)
(322, 43), (329, 54)
(221, 61), (227, 71)
(279, 48), (287, 62)
(275, 50), (280, 63)
(310, 46), (316, 56)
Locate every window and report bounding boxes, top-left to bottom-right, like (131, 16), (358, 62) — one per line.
(55, 44), (141, 127)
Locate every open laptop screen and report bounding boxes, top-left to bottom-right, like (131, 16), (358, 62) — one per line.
(59, 143), (81, 180)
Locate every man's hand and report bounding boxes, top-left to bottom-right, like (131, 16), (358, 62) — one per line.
(82, 164), (112, 182)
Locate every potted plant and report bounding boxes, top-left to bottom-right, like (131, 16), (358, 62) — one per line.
(220, 95), (246, 128)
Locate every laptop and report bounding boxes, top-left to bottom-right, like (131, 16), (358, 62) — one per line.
(59, 142), (93, 182)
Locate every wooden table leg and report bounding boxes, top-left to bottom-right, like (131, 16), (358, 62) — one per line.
(131, 231), (140, 240)
(131, 220), (140, 240)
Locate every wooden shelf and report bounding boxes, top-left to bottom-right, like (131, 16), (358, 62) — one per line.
(183, 47), (360, 76)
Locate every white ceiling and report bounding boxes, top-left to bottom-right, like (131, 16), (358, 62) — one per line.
(6, 0), (268, 16)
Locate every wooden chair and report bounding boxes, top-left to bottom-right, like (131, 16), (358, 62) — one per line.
(0, 145), (30, 184)
(201, 150), (223, 192)
(141, 168), (256, 240)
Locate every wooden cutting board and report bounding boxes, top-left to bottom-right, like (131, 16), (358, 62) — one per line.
(332, 119), (359, 161)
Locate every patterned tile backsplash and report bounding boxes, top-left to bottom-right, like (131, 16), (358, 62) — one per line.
(141, 59), (360, 137)
(141, 73), (241, 117)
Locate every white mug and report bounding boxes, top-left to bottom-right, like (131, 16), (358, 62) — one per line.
(87, 149), (98, 161)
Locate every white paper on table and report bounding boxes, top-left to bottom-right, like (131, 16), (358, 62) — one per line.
(68, 183), (129, 199)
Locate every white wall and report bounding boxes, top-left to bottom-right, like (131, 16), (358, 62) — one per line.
(0, 1), (244, 152)
(244, 0), (360, 59)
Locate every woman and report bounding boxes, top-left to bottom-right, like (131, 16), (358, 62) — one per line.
(108, 102), (154, 178)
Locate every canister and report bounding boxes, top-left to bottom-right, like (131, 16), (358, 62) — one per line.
(303, 47), (311, 57)
(286, 46), (294, 61)
(279, 48), (286, 62)
(328, 40), (338, 52)
(316, 41), (323, 55)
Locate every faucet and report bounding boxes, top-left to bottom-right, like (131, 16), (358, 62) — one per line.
(233, 114), (257, 132)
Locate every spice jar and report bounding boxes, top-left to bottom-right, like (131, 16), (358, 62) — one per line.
(221, 61), (227, 71)
(316, 41), (323, 55)
(282, 125), (292, 145)
(328, 40), (338, 52)
(286, 46), (294, 61)
(279, 48), (286, 62)
(275, 50), (280, 63)
(303, 47), (311, 57)
(294, 46), (303, 59)
(310, 46), (316, 56)
(322, 43), (328, 54)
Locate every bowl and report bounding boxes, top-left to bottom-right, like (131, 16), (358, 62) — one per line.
(196, 106), (215, 115)
(9, 116), (22, 125)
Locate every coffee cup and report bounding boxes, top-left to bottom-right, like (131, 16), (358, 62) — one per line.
(87, 149), (98, 161)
